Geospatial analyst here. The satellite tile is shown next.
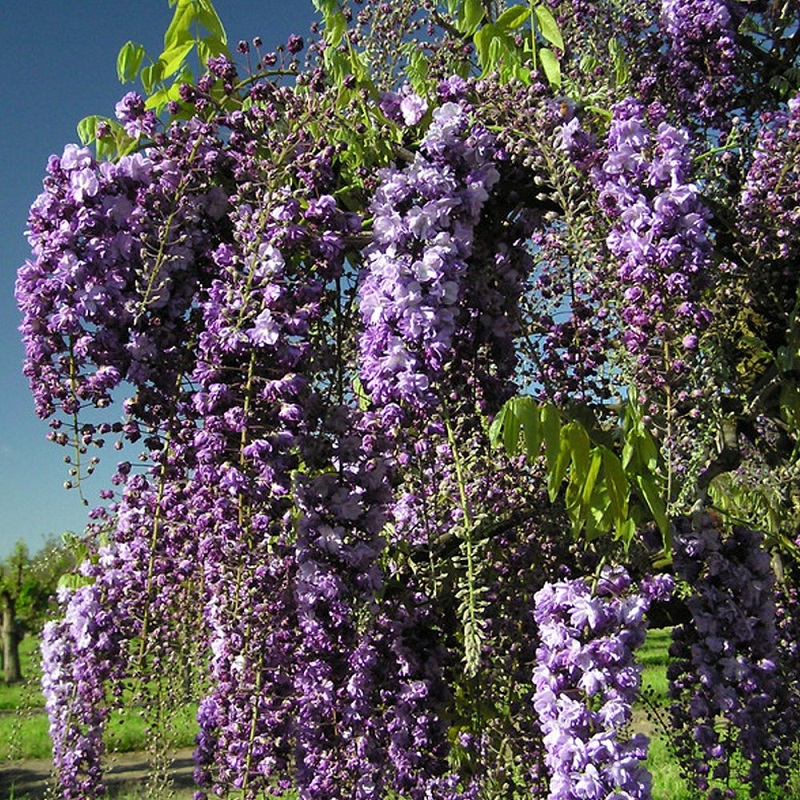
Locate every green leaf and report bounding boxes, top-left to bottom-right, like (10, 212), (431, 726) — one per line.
(141, 61), (165, 95)
(581, 448), (603, 510)
(77, 115), (99, 146)
(494, 4), (529, 32)
(474, 24), (494, 67)
(534, 5), (564, 50)
(538, 47), (561, 88)
(634, 423), (659, 473)
(312, 0), (339, 14)
(615, 517), (637, 545)
(197, 0), (227, 44)
(145, 81), (183, 113)
(488, 36), (503, 70)
(489, 403), (508, 447)
(326, 11), (348, 47)
(160, 39), (195, 79)
(517, 398), (543, 458)
(601, 446), (629, 520)
(117, 41), (146, 84)
(503, 403), (521, 456)
(541, 403), (561, 464)
(352, 377), (371, 411)
(547, 424), (572, 503)
(635, 474), (669, 537)
(197, 36), (228, 66)
(609, 38), (629, 87)
(462, 0), (486, 34)
(565, 422), (591, 485)
(164, 0), (196, 50)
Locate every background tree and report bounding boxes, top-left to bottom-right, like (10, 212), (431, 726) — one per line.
(1, 537), (76, 683)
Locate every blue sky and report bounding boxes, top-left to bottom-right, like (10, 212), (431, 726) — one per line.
(0, 1), (317, 561)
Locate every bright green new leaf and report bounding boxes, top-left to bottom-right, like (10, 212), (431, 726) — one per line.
(160, 39), (195, 79)
(534, 4), (564, 50)
(494, 4), (529, 32)
(517, 398), (543, 458)
(538, 47), (561, 88)
(489, 403), (508, 448)
(198, 0), (227, 44)
(615, 516), (637, 545)
(117, 41), (146, 84)
(141, 61), (165, 95)
(634, 423), (659, 473)
(77, 115), (99, 146)
(541, 403), (561, 465)
(197, 36), (228, 67)
(326, 11), (347, 48)
(580, 448), (603, 511)
(601, 446), (629, 520)
(609, 38), (629, 87)
(564, 422), (590, 483)
(474, 24), (494, 68)
(546, 424), (572, 502)
(488, 36), (507, 73)
(145, 81), (184, 113)
(635, 474), (669, 537)
(164, 0), (196, 50)
(312, 0), (339, 15)
(462, 0), (486, 35)
(503, 403), (521, 456)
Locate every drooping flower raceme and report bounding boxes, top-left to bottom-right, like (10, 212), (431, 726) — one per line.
(533, 565), (674, 800)
(358, 99), (500, 409)
(659, 0), (741, 126)
(669, 514), (792, 796)
(594, 98), (714, 387)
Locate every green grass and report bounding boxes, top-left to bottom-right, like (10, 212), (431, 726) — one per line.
(0, 636), (45, 710)
(0, 632), (198, 762)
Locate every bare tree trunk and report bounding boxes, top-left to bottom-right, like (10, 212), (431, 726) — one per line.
(1, 589), (22, 684)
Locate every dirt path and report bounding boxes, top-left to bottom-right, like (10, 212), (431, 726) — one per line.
(1, 748), (196, 799)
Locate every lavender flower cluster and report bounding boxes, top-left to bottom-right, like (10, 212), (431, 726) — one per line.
(40, 583), (119, 800)
(358, 94), (501, 409)
(669, 514), (792, 795)
(658, 0), (741, 127)
(533, 565), (674, 800)
(739, 93), (800, 271)
(594, 98), (713, 387)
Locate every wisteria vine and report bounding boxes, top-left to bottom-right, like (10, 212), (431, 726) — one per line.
(15, 0), (800, 798)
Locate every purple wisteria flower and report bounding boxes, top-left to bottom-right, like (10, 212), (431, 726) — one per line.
(358, 96), (500, 409)
(593, 98), (713, 386)
(533, 565), (673, 800)
(659, 0), (741, 126)
(669, 514), (794, 796)
(114, 91), (158, 139)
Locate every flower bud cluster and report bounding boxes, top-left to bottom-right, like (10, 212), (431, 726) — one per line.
(658, 0), (741, 127)
(738, 93), (800, 325)
(532, 565), (673, 800)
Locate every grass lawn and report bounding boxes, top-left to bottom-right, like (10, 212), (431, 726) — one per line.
(0, 634), (198, 761)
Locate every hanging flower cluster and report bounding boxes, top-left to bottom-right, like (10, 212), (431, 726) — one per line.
(16, 0), (800, 796)
(594, 98), (714, 387)
(532, 565), (674, 800)
(40, 581), (123, 800)
(658, 0), (742, 126)
(358, 97), (501, 409)
(669, 514), (791, 795)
